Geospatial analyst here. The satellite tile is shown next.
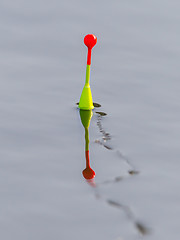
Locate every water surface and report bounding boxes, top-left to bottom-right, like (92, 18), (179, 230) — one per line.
(1, 0), (180, 239)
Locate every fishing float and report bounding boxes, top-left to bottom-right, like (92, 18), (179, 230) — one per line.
(78, 34), (97, 110)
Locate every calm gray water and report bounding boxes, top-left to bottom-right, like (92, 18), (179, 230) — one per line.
(1, 0), (180, 239)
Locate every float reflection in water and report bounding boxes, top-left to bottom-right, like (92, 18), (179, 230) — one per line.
(79, 109), (95, 180)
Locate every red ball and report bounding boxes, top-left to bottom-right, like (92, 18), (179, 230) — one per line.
(82, 168), (95, 180)
(84, 34), (97, 49)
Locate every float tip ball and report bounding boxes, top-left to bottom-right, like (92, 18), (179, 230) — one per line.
(84, 34), (97, 49)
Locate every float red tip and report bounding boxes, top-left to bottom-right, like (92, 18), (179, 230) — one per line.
(84, 34), (97, 65)
(84, 34), (97, 49)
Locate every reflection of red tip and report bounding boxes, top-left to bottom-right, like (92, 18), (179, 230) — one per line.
(82, 150), (96, 180)
(82, 168), (95, 180)
(84, 34), (97, 65)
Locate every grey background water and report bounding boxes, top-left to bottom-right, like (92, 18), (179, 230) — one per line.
(1, 0), (180, 239)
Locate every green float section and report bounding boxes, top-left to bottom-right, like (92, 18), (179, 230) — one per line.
(78, 65), (94, 110)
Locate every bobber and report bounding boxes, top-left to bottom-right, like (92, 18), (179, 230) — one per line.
(78, 34), (97, 110)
